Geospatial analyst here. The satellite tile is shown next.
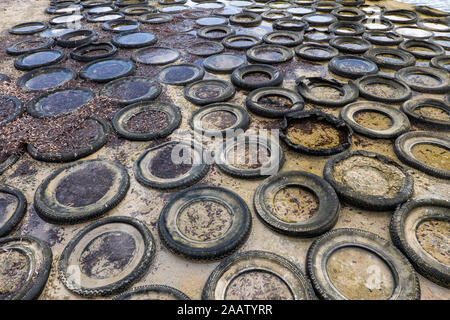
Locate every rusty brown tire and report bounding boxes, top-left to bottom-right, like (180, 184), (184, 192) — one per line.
(390, 199), (450, 288)
(323, 150), (414, 210)
(306, 228), (420, 300)
(58, 216), (155, 297)
(158, 186), (251, 260)
(0, 185), (27, 237)
(34, 159), (130, 224)
(202, 250), (316, 300)
(254, 171), (339, 237)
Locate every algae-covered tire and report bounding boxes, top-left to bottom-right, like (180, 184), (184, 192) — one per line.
(0, 236), (52, 300)
(34, 159), (130, 224)
(112, 101), (181, 141)
(246, 87), (304, 118)
(134, 141), (209, 190)
(401, 98), (450, 130)
(58, 216), (155, 297)
(394, 131), (450, 180)
(395, 66), (450, 94)
(390, 199), (450, 288)
(189, 103), (250, 137)
(306, 228), (420, 300)
(114, 285), (191, 300)
(0, 186), (27, 237)
(215, 134), (285, 178)
(26, 117), (110, 163)
(202, 250), (316, 300)
(0, 95), (23, 126)
(231, 64), (283, 90)
(364, 47), (416, 70)
(254, 171), (339, 237)
(323, 150), (413, 211)
(159, 186), (251, 260)
(0, 154), (19, 176)
(184, 79), (236, 106)
(340, 101), (410, 139)
(355, 75), (412, 103)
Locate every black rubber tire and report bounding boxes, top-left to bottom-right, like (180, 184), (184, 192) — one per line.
(120, 4), (157, 16)
(111, 31), (157, 49)
(202, 250), (316, 300)
(246, 44), (294, 64)
(99, 76), (162, 106)
(0, 74), (10, 82)
(116, 0), (148, 7)
(56, 30), (98, 48)
(307, 228), (420, 300)
(394, 131), (450, 180)
(0, 154), (19, 176)
(329, 21), (365, 36)
(401, 98), (450, 130)
(0, 236), (52, 300)
(336, 0), (364, 6)
(430, 55), (450, 73)
(132, 46), (180, 66)
(329, 36), (372, 54)
(184, 79), (236, 105)
(215, 134), (285, 178)
(6, 38), (55, 56)
(134, 141), (210, 190)
(263, 30), (304, 47)
(9, 22), (48, 35)
(229, 12), (262, 27)
(261, 10), (293, 21)
(202, 54), (246, 74)
(27, 117), (110, 163)
(363, 31), (404, 46)
(138, 12), (173, 24)
(34, 159), (130, 224)
(102, 18), (140, 33)
(313, 1), (342, 13)
(294, 43), (338, 61)
(70, 42), (118, 62)
(189, 102), (250, 136)
(158, 63), (205, 85)
(246, 86), (304, 118)
(158, 186), (251, 260)
(415, 5), (449, 17)
(395, 66), (450, 94)
(14, 49), (66, 71)
(417, 18), (450, 32)
(0, 186), (27, 237)
(79, 58), (136, 83)
(394, 26), (434, 40)
(86, 12), (125, 23)
(323, 150), (414, 210)
(254, 170), (339, 237)
(390, 199), (450, 288)
(231, 64), (284, 91)
(381, 9), (418, 25)
(17, 66), (76, 91)
(222, 34), (262, 50)
(114, 285), (191, 300)
(355, 75), (412, 103)
(399, 40), (445, 60)
(272, 18), (309, 32)
(112, 101), (181, 141)
(331, 7), (365, 21)
(197, 25), (235, 40)
(58, 216), (155, 297)
(280, 110), (353, 155)
(361, 17), (394, 31)
(303, 13), (337, 26)
(296, 76), (359, 107)
(0, 95), (24, 126)
(328, 55), (378, 79)
(364, 47), (415, 70)
(340, 101), (411, 139)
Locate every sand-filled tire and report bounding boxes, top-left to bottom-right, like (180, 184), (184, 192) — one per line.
(0, 186), (27, 237)
(254, 170), (339, 237)
(355, 75), (412, 103)
(34, 159), (130, 224)
(340, 101), (410, 139)
(58, 216), (155, 297)
(231, 64), (283, 90)
(0, 236), (52, 300)
(323, 150), (413, 210)
(134, 141), (209, 190)
(246, 87), (304, 118)
(112, 101), (181, 141)
(306, 228), (420, 300)
(114, 285), (191, 300)
(158, 186), (251, 260)
(394, 131), (450, 179)
(390, 199), (450, 288)
(202, 250), (316, 300)
(399, 40), (445, 60)
(401, 98), (450, 130)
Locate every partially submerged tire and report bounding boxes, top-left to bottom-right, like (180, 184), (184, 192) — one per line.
(254, 171), (339, 237)
(158, 186), (251, 260)
(134, 141), (209, 190)
(34, 159), (130, 224)
(58, 216), (155, 297)
(114, 285), (190, 300)
(390, 199), (450, 288)
(0, 186), (27, 237)
(323, 150), (413, 210)
(0, 236), (52, 300)
(202, 250), (316, 300)
(306, 228), (420, 300)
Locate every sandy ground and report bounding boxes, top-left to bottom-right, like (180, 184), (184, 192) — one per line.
(0, 0), (449, 300)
